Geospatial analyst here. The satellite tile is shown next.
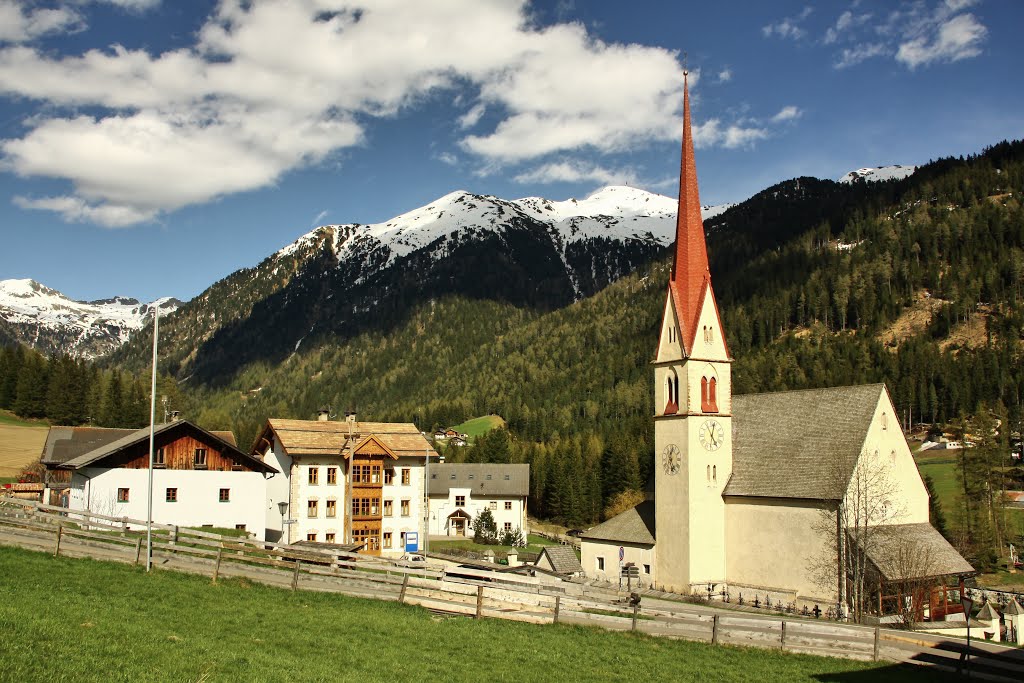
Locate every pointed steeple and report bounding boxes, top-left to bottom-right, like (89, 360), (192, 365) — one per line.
(669, 72), (713, 356)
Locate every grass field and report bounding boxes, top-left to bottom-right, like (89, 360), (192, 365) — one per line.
(450, 414), (506, 438)
(430, 533), (567, 557)
(0, 419), (48, 480)
(0, 545), (951, 682)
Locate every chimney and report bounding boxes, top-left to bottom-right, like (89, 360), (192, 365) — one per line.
(317, 409), (330, 422)
(170, 411), (181, 422)
(345, 409), (356, 425)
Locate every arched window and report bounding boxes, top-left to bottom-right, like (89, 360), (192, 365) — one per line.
(708, 327), (714, 343)
(665, 370), (679, 415)
(890, 450), (897, 466)
(708, 377), (718, 412)
(706, 465), (711, 482)
(713, 465), (717, 483)
(700, 376), (708, 412)
(881, 412), (888, 430)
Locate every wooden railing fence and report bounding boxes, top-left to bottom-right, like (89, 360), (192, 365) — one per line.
(1, 498), (1022, 681)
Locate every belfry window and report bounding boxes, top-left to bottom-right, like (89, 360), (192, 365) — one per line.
(701, 376), (719, 413)
(665, 371), (679, 415)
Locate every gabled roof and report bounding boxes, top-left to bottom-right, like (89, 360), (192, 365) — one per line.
(537, 545), (583, 575)
(723, 384), (886, 500)
(1003, 597), (1023, 616)
(976, 601), (1000, 621)
(57, 420), (275, 473)
(854, 523), (974, 580)
(41, 425), (236, 466)
(254, 419), (435, 459)
(427, 463), (529, 496)
(580, 500), (656, 546)
(349, 434), (399, 460)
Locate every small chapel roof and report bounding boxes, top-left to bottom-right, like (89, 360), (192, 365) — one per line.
(536, 545), (584, 575)
(856, 523), (975, 580)
(580, 500), (656, 546)
(976, 601), (1000, 621)
(723, 383), (886, 500)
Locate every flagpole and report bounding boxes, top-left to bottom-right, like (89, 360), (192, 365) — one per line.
(146, 307), (160, 571)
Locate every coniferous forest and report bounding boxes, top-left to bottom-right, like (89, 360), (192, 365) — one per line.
(3, 140), (1024, 561)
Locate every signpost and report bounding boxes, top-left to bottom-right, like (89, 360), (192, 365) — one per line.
(405, 531), (419, 553)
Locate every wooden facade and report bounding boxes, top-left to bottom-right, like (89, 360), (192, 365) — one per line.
(117, 432), (256, 472)
(347, 436), (399, 556)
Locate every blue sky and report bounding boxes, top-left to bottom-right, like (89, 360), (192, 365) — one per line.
(0, 0), (1021, 302)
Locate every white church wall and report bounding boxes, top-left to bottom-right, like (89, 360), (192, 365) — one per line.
(582, 539), (655, 586)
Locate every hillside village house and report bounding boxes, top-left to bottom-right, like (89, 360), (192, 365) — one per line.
(254, 412), (436, 554)
(426, 463), (528, 538)
(39, 420), (277, 539)
(581, 74), (973, 622)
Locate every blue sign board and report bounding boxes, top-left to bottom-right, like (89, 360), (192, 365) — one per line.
(618, 546), (625, 562)
(405, 532), (419, 553)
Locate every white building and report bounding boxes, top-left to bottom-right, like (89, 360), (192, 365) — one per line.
(44, 420), (276, 539)
(426, 463), (529, 538)
(254, 413), (436, 555)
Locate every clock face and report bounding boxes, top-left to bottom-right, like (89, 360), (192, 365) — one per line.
(662, 444), (681, 475)
(699, 420), (725, 451)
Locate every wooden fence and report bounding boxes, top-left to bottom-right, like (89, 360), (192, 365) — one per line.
(1, 498), (1022, 681)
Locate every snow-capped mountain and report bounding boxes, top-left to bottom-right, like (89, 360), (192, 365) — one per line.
(110, 185), (733, 381)
(0, 279), (180, 359)
(838, 165), (917, 184)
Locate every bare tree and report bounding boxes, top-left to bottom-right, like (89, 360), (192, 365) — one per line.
(882, 536), (939, 629)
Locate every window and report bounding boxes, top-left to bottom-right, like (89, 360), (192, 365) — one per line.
(325, 532), (336, 543)
(431, 473), (437, 479)
(701, 376), (719, 413)
(307, 532), (317, 542)
(326, 500), (337, 518)
(504, 522), (512, 532)
(450, 474), (456, 480)
(194, 448), (207, 468)
(401, 499), (410, 516)
(489, 501), (498, 510)
(154, 447), (165, 467)
(644, 564), (651, 574)
(890, 450), (897, 466)
(327, 467), (338, 484)
(165, 487), (177, 503)
(309, 467), (319, 485)
(597, 557), (605, 571)
(707, 464), (711, 482)
(371, 498), (380, 515)
(400, 531), (406, 546)
(235, 524), (246, 532)
(455, 495), (465, 508)
(383, 499), (393, 517)
(353, 465), (372, 483)
(505, 501), (512, 510)
(504, 474), (510, 481)
(371, 465), (381, 484)
(383, 532), (392, 549)
(468, 474), (475, 480)
(117, 488), (129, 503)
(713, 465), (717, 483)
(308, 499), (319, 517)
(882, 412), (888, 430)
(384, 469), (394, 485)
(219, 488), (230, 503)
(402, 468), (411, 485)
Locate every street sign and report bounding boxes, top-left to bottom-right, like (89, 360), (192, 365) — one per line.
(405, 531), (419, 553)
(618, 546), (625, 562)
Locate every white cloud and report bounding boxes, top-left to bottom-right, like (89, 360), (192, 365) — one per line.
(513, 160), (638, 185)
(771, 106), (802, 123)
(762, 7), (813, 41)
(310, 209), (328, 227)
(13, 194), (156, 227)
(717, 68), (732, 83)
(458, 103), (485, 129)
(692, 119), (769, 150)
(896, 12), (987, 68)
(102, 0), (162, 10)
(834, 42), (888, 68)
(436, 151), (458, 166)
(0, 1), (83, 43)
(823, 10), (872, 45)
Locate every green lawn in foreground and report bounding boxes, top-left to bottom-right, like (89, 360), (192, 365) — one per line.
(430, 533), (569, 557)
(0, 545), (949, 683)
(450, 414), (506, 438)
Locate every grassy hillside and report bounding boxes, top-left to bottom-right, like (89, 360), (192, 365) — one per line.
(0, 546), (948, 682)
(0, 418), (47, 480)
(451, 414), (507, 438)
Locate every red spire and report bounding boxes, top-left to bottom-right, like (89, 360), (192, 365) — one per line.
(669, 72), (713, 356)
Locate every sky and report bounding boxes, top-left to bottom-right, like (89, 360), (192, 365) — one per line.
(0, 0), (1021, 303)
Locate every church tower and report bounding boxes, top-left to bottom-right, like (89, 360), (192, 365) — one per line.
(654, 73), (733, 594)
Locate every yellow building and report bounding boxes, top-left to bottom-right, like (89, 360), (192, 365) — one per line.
(581, 74), (973, 621)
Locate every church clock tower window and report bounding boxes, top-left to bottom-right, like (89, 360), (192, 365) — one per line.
(700, 376), (718, 413)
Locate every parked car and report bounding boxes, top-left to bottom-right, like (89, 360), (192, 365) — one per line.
(566, 529), (585, 538)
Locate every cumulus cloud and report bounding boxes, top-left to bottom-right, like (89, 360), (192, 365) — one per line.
(513, 161), (638, 185)
(816, 0), (987, 70)
(692, 119), (769, 150)
(14, 194), (157, 227)
(762, 7), (813, 40)
(0, 1), (84, 43)
(771, 106), (802, 123)
(717, 68), (732, 83)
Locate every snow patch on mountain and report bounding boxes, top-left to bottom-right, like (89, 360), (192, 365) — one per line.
(839, 165), (917, 184)
(0, 278), (180, 358)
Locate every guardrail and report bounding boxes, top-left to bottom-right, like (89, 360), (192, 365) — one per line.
(1, 498), (1021, 680)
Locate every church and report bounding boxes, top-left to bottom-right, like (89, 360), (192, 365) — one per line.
(580, 75), (973, 619)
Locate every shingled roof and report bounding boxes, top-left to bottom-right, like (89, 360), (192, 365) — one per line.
(856, 523), (975, 580)
(254, 419), (435, 459)
(57, 421), (273, 473)
(41, 424), (238, 467)
(427, 463), (529, 497)
(723, 384), (886, 500)
(537, 545), (583, 575)
(580, 500), (656, 545)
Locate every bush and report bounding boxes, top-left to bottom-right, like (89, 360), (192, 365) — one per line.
(471, 509), (498, 544)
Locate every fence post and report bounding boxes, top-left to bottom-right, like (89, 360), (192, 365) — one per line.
(134, 537), (143, 566)
(780, 620), (787, 650)
(399, 574), (409, 604)
(712, 614), (720, 645)
(121, 516), (128, 535)
(873, 626), (880, 662)
(554, 595), (561, 624)
(213, 547), (223, 583)
(171, 525), (178, 545)
(475, 585), (484, 619)
(632, 603), (640, 632)
(292, 560), (301, 591)
(53, 524), (63, 558)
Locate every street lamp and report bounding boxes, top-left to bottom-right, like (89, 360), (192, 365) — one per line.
(278, 501), (288, 543)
